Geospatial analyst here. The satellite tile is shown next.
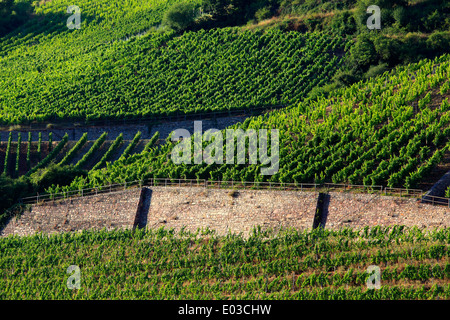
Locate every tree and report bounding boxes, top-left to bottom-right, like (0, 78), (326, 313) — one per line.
(0, 0), (32, 36)
(203, 0), (234, 19)
(202, 0), (247, 24)
(0, 174), (32, 225)
(347, 33), (378, 72)
(0, 0), (14, 35)
(426, 32), (450, 55)
(0, 0), (14, 15)
(162, 2), (198, 31)
(372, 34), (401, 65)
(354, 0), (407, 31)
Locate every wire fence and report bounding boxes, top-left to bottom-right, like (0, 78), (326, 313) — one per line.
(420, 194), (450, 206)
(19, 177), (450, 207)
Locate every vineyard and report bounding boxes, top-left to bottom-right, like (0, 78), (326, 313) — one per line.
(52, 53), (450, 194)
(1, 0), (450, 304)
(0, 0), (349, 124)
(0, 130), (160, 179)
(0, 226), (449, 299)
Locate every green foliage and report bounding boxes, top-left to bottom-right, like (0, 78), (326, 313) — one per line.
(14, 132), (21, 177)
(3, 132), (12, 175)
(0, 174), (31, 227)
(119, 131), (142, 161)
(29, 163), (87, 193)
(74, 132), (108, 170)
(426, 32), (450, 55)
(365, 62), (388, 79)
(332, 70), (360, 87)
(347, 33), (378, 72)
(143, 131), (160, 153)
(26, 132), (32, 171)
(0, 28), (348, 124)
(91, 133), (124, 171)
(329, 10), (357, 36)
(162, 2), (199, 31)
(354, 0), (407, 31)
(48, 132), (53, 152)
(0, 226), (449, 299)
(57, 133), (88, 167)
(60, 54), (450, 190)
(0, 0), (33, 36)
(37, 132), (42, 161)
(26, 133), (69, 177)
(254, 6), (271, 22)
(279, 0), (356, 16)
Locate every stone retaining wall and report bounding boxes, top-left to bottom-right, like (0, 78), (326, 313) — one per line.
(325, 192), (450, 230)
(146, 187), (318, 237)
(1, 187), (450, 238)
(0, 189), (141, 237)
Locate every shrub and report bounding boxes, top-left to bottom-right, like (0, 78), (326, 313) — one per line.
(347, 34), (378, 72)
(0, 174), (32, 227)
(422, 9), (441, 32)
(91, 133), (124, 171)
(29, 164), (87, 193)
(3, 132), (12, 175)
(74, 132), (108, 170)
(26, 133), (69, 177)
(143, 131), (160, 153)
(162, 2), (198, 31)
(365, 62), (388, 79)
(15, 132), (21, 177)
(57, 132), (88, 166)
(329, 10), (357, 36)
(426, 32), (450, 54)
(333, 70), (361, 87)
(254, 7), (271, 22)
(26, 132), (32, 171)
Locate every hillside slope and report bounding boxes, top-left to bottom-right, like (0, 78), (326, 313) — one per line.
(58, 53), (450, 192)
(1, 226), (449, 299)
(0, 0), (349, 124)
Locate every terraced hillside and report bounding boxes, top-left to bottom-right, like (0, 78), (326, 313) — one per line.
(0, 0), (349, 124)
(0, 130), (160, 178)
(0, 226), (449, 299)
(56, 53), (450, 194)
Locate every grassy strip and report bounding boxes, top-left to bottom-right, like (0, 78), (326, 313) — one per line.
(57, 132), (88, 166)
(25, 133), (68, 177)
(26, 132), (32, 171)
(3, 132), (12, 175)
(73, 132), (108, 170)
(37, 132), (42, 161)
(14, 132), (21, 177)
(143, 131), (160, 153)
(91, 133), (124, 171)
(118, 131), (141, 160)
